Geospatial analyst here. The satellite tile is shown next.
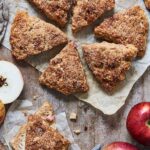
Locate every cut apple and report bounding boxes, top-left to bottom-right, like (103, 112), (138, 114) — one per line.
(0, 61), (24, 104)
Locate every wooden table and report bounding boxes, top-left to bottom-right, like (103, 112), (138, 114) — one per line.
(0, 45), (149, 150)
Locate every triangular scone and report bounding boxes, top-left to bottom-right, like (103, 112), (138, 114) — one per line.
(39, 42), (89, 95)
(28, 0), (71, 27)
(82, 42), (138, 92)
(95, 6), (149, 57)
(11, 102), (55, 150)
(72, 0), (115, 33)
(25, 115), (70, 150)
(145, 0), (150, 9)
(10, 11), (68, 60)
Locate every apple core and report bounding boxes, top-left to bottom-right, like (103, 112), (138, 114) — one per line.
(0, 75), (7, 87)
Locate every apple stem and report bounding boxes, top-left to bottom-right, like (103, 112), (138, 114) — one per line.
(0, 75), (7, 87)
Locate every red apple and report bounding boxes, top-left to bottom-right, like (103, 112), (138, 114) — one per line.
(127, 102), (150, 146)
(103, 142), (139, 150)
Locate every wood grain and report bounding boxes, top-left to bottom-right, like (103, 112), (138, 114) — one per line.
(0, 45), (149, 150)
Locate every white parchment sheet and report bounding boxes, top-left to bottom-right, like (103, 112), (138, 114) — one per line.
(2, 0), (150, 115)
(0, 100), (80, 150)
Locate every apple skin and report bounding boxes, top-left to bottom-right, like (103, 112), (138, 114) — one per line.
(103, 142), (139, 150)
(127, 102), (150, 146)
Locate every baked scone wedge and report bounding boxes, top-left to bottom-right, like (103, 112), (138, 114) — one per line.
(94, 6), (149, 57)
(39, 42), (89, 95)
(10, 11), (68, 60)
(145, 0), (150, 9)
(72, 0), (115, 33)
(95, 6), (149, 57)
(11, 102), (55, 150)
(25, 115), (69, 150)
(11, 101), (70, 150)
(82, 42), (138, 92)
(28, 0), (71, 27)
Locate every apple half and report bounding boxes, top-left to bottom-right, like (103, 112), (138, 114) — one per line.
(0, 61), (24, 104)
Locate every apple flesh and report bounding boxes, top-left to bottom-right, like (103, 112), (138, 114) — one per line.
(0, 61), (24, 104)
(127, 102), (150, 146)
(103, 142), (139, 150)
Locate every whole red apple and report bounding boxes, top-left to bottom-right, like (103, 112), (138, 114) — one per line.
(127, 102), (150, 146)
(103, 142), (139, 150)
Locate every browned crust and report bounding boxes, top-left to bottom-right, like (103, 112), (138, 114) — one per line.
(82, 42), (138, 92)
(145, 0), (150, 9)
(25, 115), (70, 150)
(39, 42), (89, 95)
(10, 11), (68, 60)
(94, 6), (149, 57)
(72, 0), (115, 33)
(28, 0), (71, 27)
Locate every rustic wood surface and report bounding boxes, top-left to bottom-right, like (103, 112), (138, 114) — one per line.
(0, 45), (150, 150)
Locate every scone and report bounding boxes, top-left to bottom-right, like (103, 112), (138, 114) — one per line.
(82, 42), (138, 92)
(25, 115), (69, 150)
(145, 0), (150, 9)
(95, 6), (149, 57)
(11, 102), (70, 150)
(72, 0), (115, 33)
(10, 11), (68, 60)
(39, 42), (89, 95)
(28, 0), (71, 27)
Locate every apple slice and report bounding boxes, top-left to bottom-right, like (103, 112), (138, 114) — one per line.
(0, 61), (24, 104)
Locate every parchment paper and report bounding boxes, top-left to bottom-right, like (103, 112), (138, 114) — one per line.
(2, 0), (150, 115)
(0, 99), (80, 150)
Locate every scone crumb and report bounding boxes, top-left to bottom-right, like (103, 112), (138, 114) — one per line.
(33, 95), (39, 100)
(73, 129), (81, 135)
(70, 112), (77, 121)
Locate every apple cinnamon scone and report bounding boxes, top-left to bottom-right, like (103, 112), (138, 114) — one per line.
(11, 102), (70, 150)
(82, 42), (138, 92)
(39, 42), (89, 95)
(145, 0), (150, 9)
(72, 0), (115, 33)
(28, 0), (71, 27)
(10, 11), (68, 60)
(25, 115), (69, 150)
(94, 6), (149, 57)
